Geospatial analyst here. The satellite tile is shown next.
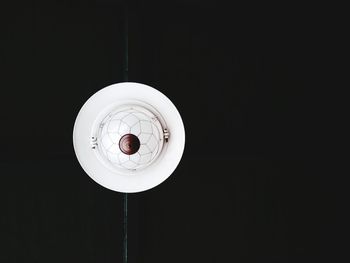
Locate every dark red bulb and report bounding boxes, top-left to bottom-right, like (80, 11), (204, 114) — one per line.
(119, 134), (140, 155)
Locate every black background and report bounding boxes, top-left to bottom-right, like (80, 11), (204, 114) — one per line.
(0, 1), (345, 262)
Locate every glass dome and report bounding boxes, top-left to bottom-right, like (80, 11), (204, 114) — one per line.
(96, 105), (165, 172)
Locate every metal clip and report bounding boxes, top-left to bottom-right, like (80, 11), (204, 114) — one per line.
(91, 136), (98, 149)
(163, 128), (169, 142)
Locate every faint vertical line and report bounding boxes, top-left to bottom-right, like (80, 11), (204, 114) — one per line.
(123, 1), (129, 82)
(123, 193), (128, 263)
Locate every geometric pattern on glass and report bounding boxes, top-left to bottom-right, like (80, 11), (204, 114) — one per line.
(97, 105), (164, 171)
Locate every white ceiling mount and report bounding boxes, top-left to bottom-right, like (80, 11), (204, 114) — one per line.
(73, 82), (185, 193)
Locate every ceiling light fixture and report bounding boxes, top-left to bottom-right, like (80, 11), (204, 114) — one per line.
(73, 82), (185, 193)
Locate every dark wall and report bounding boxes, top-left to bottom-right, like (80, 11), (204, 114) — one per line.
(0, 1), (342, 262)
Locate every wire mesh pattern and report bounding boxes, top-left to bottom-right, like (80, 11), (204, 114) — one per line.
(97, 106), (164, 171)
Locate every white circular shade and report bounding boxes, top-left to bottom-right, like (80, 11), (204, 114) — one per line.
(73, 82), (185, 193)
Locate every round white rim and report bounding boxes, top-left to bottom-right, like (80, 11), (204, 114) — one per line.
(73, 82), (185, 193)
